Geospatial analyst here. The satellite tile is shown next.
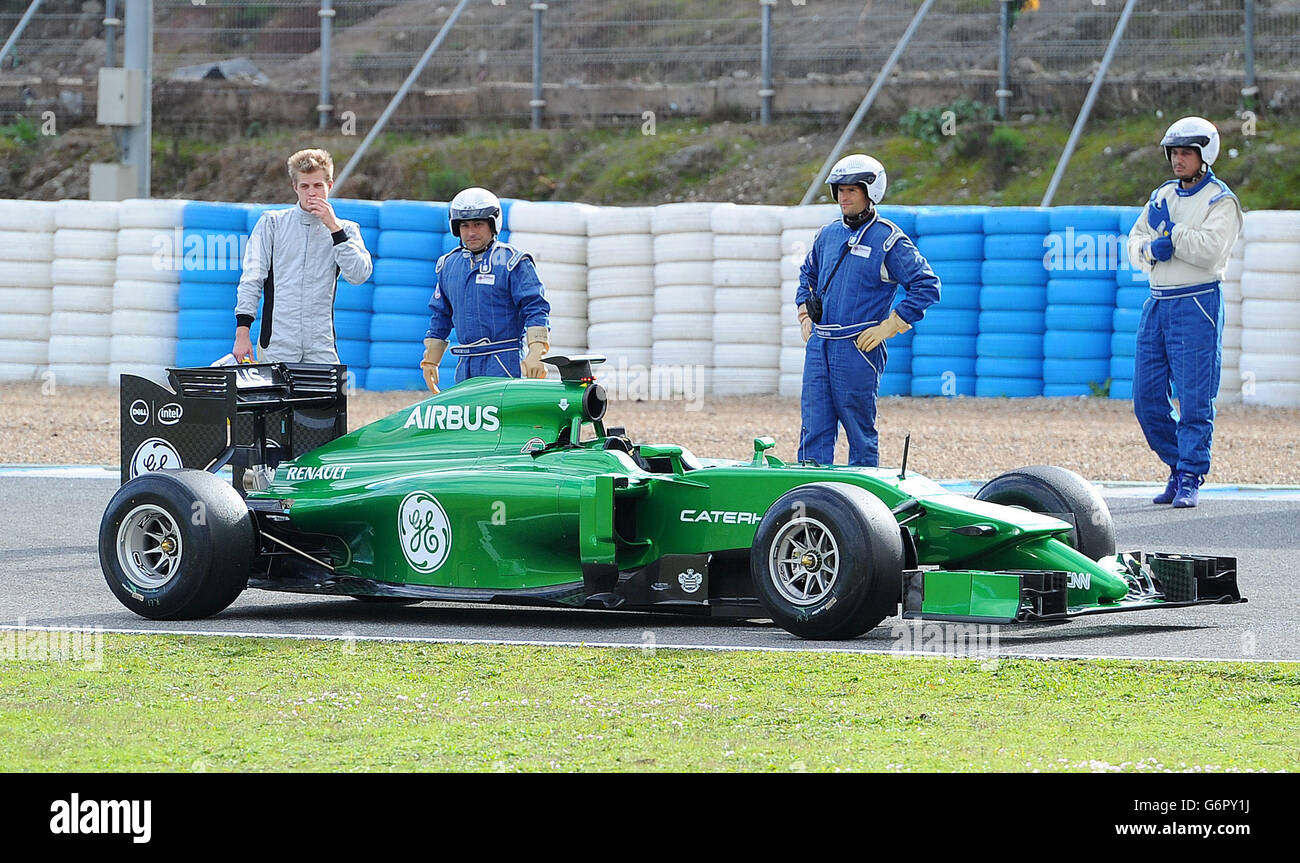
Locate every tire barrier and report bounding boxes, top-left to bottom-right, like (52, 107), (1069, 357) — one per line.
(0, 201), (56, 381)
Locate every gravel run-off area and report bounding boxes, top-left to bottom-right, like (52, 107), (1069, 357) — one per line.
(2, 383), (1298, 485)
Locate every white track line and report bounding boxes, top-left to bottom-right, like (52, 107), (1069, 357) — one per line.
(0, 624), (1291, 664)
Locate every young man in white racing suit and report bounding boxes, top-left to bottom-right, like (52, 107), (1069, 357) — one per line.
(233, 148), (373, 364)
(1126, 116), (1243, 509)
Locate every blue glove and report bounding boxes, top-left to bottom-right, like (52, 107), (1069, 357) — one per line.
(1150, 235), (1174, 262)
(1147, 199), (1173, 235)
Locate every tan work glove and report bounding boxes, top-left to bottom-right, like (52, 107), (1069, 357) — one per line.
(855, 310), (911, 353)
(521, 325), (549, 379)
(421, 338), (448, 393)
(797, 305), (812, 343)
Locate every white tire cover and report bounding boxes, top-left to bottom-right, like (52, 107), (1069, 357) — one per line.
(586, 207), (654, 237)
(0, 286), (53, 314)
(710, 204), (784, 235)
(1224, 257), (1244, 282)
(1237, 352), (1300, 382)
(545, 288), (588, 319)
(654, 284), (714, 314)
(779, 345), (806, 373)
(1243, 210), (1300, 244)
(710, 366), (779, 395)
(116, 227), (174, 257)
(1242, 381), (1300, 407)
(587, 234), (654, 268)
(0, 200), (56, 232)
(113, 279), (180, 312)
(652, 339), (712, 367)
(1222, 325), (1241, 349)
(54, 228), (118, 260)
(587, 321), (651, 349)
(111, 309), (179, 338)
(1240, 270), (1300, 301)
(781, 228), (817, 256)
(781, 324), (804, 348)
(110, 336), (177, 364)
(0, 362), (42, 381)
(532, 260), (586, 290)
(780, 256), (804, 282)
(117, 254), (180, 284)
(714, 312), (780, 344)
(1223, 301), (1242, 327)
(1241, 299), (1300, 331)
(48, 334), (112, 364)
(713, 233), (781, 260)
(0, 339), (49, 363)
(652, 233), (714, 263)
(651, 312), (712, 341)
(778, 372), (803, 398)
(593, 349), (653, 377)
(0, 231), (54, 260)
(1, 312), (53, 340)
(1222, 347), (1241, 369)
(587, 295), (654, 325)
(714, 285), (780, 315)
(1242, 328), (1300, 356)
(651, 203), (717, 235)
(548, 315), (588, 347)
(1243, 242), (1300, 273)
(654, 261), (713, 287)
(51, 311), (113, 337)
(52, 259), (116, 286)
(714, 343), (778, 369)
(712, 259), (781, 288)
(507, 201), (595, 235)
(117, 198), (189, 230)
(781, 204), (839, 230)
(586, 266), (654, 298)
(55, 200), (121, 230)
(46, 363), (111, 386)
(508, 231), (587, 266)
(1221, 279), (1242, 303)
(52, 285), (113, 313)
(781, 279), (801, 304)
(0, 260), (53, 289)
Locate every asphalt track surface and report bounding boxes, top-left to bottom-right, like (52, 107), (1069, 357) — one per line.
(2, 470), (1297, 662)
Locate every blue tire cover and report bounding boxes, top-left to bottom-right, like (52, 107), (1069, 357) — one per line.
(1110, 355), (1136, 381)
(875, 206), (917, 236)
(977, 332), (1044, 358)
(976, 376), (1043, 398)
(979, 284), (1047, 311)
(369, 340), (424, 369)
(911, 375), (976, 397)
(1116, 286), (1150, 308)
(910, 333), (977, 358)
(983, 233), (1048, 261)
(982, 207), (1051, 235)
(244, 204), (284, 233)
(183, 201), (249, 231)
(1046, 278), (1118, 306)
(914, 207), (987, 235)
(1044, 230), (1128, 279)
(916, 232), (984, 261)
(175, 339), (236, 367)
(177, 308), (235, 339)
(918, 308), (979, 335)
(379, 200), (449, 233)
(978, 310), (1045, 334)
(178, 281), (237, 310)
(379, 230), (443, 260)
(1109, 378), (1133, 400)
(363, 366), (427, 392)
(930, 259), (983, 285)
(370, 312), (431, 343)
(981, 259), (1049, 286)
(912, 355), (976, 377)
(878, 373), (912, 396)
(1112, 307), (1142, 334)
(180, 228), (246, 282)
(1043, 357), (1111, 383)
(334, 310), (372, 342)
(1045, 304), (1115, 332)
(1042, 382), (1096, 397)
(1115, 206), (1145, 235)
(372, 285), (434, 315)
(886, 347), (912, 370)
(976, 356), (1043, 378)
(937, 282), (980, 310)
(335, 281), (375, 312)
(374, 257), (438, 286)
(1048, 206), (1121, 231)
(336, 339), (370, 368)
(1111, 330), (1138, 357)
(1044, 329), (1111, 359)
(331, 199), (382, 228)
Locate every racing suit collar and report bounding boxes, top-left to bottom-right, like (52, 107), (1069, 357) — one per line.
(1176, 168), (1215, 197)
(295, 204), (322, 225)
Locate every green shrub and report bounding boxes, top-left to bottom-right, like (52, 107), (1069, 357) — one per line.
(425, 167), (472, 201)
(989, 125), (1027, 170)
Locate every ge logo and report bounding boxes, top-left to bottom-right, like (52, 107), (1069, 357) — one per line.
(397, 491), (453, 573)
(129, 438), (183, 479)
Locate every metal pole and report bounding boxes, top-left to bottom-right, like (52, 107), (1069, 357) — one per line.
(318, 0), (333, 129)
(1040, 0), (1137, 207)
(334, 0), (471, 191)
(123, 0), (151, 197)
(104, 0), (119, 67)
(1242, 0), (1257, 110)
(997, 0), (1012, 121)
(0, 0), (45, 68)
(799, 0), (936, 205)
(760, 0), (775, 126)
(530, 2), (546, 130)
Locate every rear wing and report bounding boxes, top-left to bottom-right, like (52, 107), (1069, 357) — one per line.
(119, 363), (348, 486)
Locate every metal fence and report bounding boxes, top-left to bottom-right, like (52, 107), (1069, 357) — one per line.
(2, 0), (1297, 120)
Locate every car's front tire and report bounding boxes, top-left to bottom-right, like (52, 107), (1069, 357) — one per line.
(751, 483), (903, 640)
(975, 464), (1115, 560)
(99, 469), (254, 619)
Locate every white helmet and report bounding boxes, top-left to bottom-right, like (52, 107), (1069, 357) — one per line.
(449, 187), (502, 237)
(1161, 116), (1220, 167)
(826, 154), (887, 204)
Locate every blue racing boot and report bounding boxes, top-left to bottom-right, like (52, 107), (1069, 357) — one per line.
(1152, 469), (1179, 505)
(1172, 472), (1201, 509)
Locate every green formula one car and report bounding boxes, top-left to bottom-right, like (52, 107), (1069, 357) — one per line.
(100, 357), (1243, 639)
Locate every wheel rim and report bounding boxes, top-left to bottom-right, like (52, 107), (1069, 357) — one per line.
(116, 504), (184, 590)
(768, 515), (839, 606)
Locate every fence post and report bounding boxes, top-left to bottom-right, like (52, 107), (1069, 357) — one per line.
(123, 0), (152, 197)
(319, 0), (334, 129)
(997, 0), (1012, 120)
(531, 3), (546, 130)
(1242, 0), (1257, 112)
(760, 0), (775, 126)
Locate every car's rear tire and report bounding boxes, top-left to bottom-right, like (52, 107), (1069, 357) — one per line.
(99, 469), (254, 619)
(751, 483), (903, 640)
(975, 464), (1115, 560)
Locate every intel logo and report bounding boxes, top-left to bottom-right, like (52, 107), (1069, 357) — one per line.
(129, 400), (149, 425)
(157, 403), (183, 425)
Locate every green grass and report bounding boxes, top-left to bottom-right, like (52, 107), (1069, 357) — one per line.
(1, 634), (1295, 772)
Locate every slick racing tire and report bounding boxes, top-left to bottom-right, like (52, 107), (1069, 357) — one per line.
(751, 483), (903, 640)
(99, 469), (254, 619)
(975, 465), (1115, 560)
